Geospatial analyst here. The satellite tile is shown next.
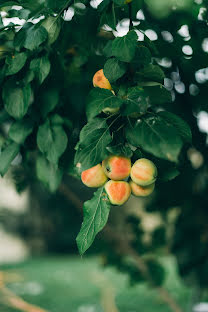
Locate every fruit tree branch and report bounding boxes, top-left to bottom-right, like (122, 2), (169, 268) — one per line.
(59, 183), (184, 312)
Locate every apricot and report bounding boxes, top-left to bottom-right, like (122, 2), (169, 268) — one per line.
(130, 180), (155, 197)
(81, 164), (107, 188)
(131, 158), (157, 186)
(102, 155), (131, 180)
(105, 180), (131, 205)
(93, 69), (112, 90)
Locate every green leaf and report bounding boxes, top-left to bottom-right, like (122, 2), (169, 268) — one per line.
(75, 118), (112, 171)
(112, 30), (138, 62)
(100, 4), (117, 30)
(30, 55), (51, 84)
(5, 52), (27, 76)
(8, 8), (30, 20)
(139, 82), (172, 105)
(0, 1), (18, 7)
(125, 114), (183, 162)
(98, 0), (110, 11)
(113, 0), (125, 5)
(9, 119), (33, 144)
(40, 89), (59, 118)
(2, 80), (32, 120)
(107, 143), (133, 158)
(14, 23), (31, 51)
(76, 118), (107, 149)
(76, 187), (111, 255)
(37, 117), (68, 164)
(103, 40), (113, 58)
(133, 45), (152, 67)
(121, 87), (149, 116)
(104, 58), (127, 83)
(0, 142), (20, 176)
(136, 64), (165, 83)
(36, 156), (63, 192)
(86, 88), (122, 121)
(41, 16), (61, 45)
(158, 111), (192, 143)
(46, 0), (69, 11)
(159, 166), (180, 182)
(23, 24), (48, 51)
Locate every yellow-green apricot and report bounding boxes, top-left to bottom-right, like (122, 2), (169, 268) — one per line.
(105, 180), (131, 205)
(93, 69), (112, 90)
(102, 155), (131, 180)
(81, 164), (107, 188)
(131, 158), (157, 186)
(130, 180), (155, 197)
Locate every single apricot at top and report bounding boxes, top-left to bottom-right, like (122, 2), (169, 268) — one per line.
(105, 180), (131, 205)
(102, 155), (131, 180)
(93, 69), (112, 90)
(81, 164), (107, 188)
(130, 180), (155, 197)
(131, 158), (157, 186)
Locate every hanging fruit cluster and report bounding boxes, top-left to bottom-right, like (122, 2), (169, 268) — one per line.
(81, 156), (157, 205)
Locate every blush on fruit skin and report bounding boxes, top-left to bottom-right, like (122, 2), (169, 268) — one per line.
(131, 158), (157, 186)
(130, 180), (155, 197)
(81, 164), (107, 188)
(102, 156), (131, 181)
(105, 180), (131, 205)
(93, 69), (112, 90)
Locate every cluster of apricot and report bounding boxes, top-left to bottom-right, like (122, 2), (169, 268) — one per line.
(81, 156), (158, 205)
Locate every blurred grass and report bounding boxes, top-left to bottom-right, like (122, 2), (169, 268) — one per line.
(0, 256), (192, 312)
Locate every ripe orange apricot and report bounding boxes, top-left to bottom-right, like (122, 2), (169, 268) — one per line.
(81, 164), (107, 188)
(131, 158), (157, 186)
(130, 180), (155, 197)
(102, 155), (131, 180)
(105, 180), (131, 205)
(93, 69), (112, 90)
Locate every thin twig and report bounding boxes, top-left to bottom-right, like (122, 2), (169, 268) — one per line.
(0, 272), (48, 312)
(128, 2), (134, 31)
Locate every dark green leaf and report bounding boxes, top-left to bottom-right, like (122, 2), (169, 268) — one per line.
(100, 4), (117, 30)
(98, 0), (110, 11)
(37, 117), (68, 164)
(133, 45), (152, 67)
(104, 58), (127, 83)
(140, 82), (172, 105)
(158, 111), (192, 143)
(36, 155), (63, 192)
(112, 30), (138, 62)
(86, 88), (122, 121)
(125, 114), (183, 162)
(76, 187), (111, 255)
(121, 87), (149, 116)
(40, 89), (59, 118)
(0, 142), (20, 176)
(113, 0), (125, 5)
(103, 40), (113, 58)
(23, 24), (48, 51)
(107, 143), (133, 158)
(30, 55), (51, 84)
(41, 16), (61, 45)
(2, 80), (32, 120)
(8, 9), (30, 20)
(136, 64), (165, 83)
(75, 119), (112, 171)
(9, 119), (33, 144)
(5, 52), (27, 76)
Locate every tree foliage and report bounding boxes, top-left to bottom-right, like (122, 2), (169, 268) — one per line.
(1, 0), (208, 306)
